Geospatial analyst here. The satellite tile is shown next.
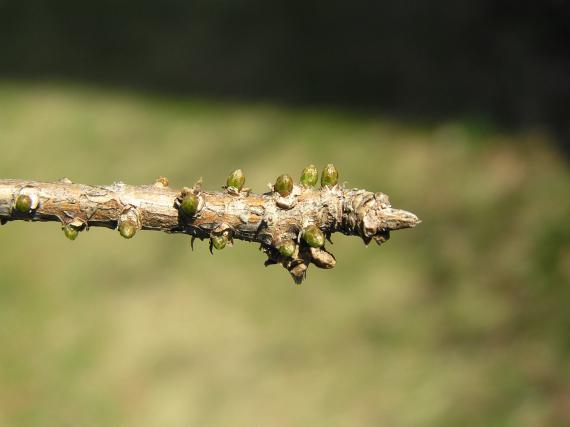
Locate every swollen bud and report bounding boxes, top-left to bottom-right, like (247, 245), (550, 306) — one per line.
(227, 169), (245, 191)
(274, 174), (293, 197)
(211, 235), (227, 250)
(321, 163), (338, 188)
(63, 225), (79, 241)
(303, 225), (325, 248)
(278, 240), (296, 257)
(14, 194), (32, 213)
(118, 221), (137, 239)
(300, 164), (318, 188)
(180, 193), (199, 217)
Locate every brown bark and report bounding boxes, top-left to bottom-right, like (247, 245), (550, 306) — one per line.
(0, 175), (420, 283)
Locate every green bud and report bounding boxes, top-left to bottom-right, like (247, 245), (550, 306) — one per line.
(300, 164), (318, 187)
(15, 194), (32, 213)
(63, 225), (79, 241)
(321, 163), (338, 188)
(303, 225), (325, 248)
(211, 235), (227, 250)
(274, 174), (293, 197)
(227, 169), (245, 191)
(278, 240), (296, 257)
(180, 193), (199, 216)
(118, 221), (137, 239)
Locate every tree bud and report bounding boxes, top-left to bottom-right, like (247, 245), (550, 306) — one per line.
(118, 221), (137, 239)
(14, 194), (32, 213)
(180, 193), (199, 216)
(226, 169), (245, 191)
(303, 225), (325, 248)
(274, 174), (293, 197)
(321, 163), (338, 188)
(300, 164), (318, 188)
(278, 240), (296, 257)
(211, 235), (227, 250)
(63, 224), (79, 241)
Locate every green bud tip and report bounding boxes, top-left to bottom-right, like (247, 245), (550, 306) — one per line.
(274, 174), (294, 197)
(227, 169), (245, 191)
(211, 235), (227, 250)
(118, 221), (137, 239)
(303, 225), (325, 248)
(63, 225), (79, 241)
(15, 194), (32, 213)
(278, 240), (296, 257)
(300, 164), (318, 188)
(180, 193), (199, 216)
(321, 163), (339, 188)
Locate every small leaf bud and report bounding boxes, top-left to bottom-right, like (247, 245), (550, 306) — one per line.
(303, 225), (325, 248)
(211, 235), (227, 250)
(227, 169), (245, 191)
(278, 240), (296, 257)
(321, 163), (338, 188)
(300, 164), (318, 188)
(63, 225), (79, 241)
(118, 221), (137, 239)
(274, 174), (293, 197)
(180, 193), (199, 217)
(14, 194), (32, 213)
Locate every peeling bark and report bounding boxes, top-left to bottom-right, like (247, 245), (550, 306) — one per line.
(0, 175), (420, 283)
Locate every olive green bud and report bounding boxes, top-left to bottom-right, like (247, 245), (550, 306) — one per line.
(211, 235), (227, 250)
(118, 221), (137, 239)
(226, 169), (245, 191)
(278, 240), (296, 257)
(15, 194), (32, 213)
(63, 225), (79, 241)
(180, 193), (199, 216)
(274, 174), (293, 197)
(321, 163), (338, 188)
(303, 225), (325, 248)
(300, 164), (318, 188)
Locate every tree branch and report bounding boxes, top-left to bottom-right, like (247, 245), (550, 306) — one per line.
(0, 165), (420, 283)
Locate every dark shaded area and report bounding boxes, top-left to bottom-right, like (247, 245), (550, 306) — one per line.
(1, 0), (569, 147)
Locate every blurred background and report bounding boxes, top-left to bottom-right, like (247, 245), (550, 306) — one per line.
(0, 1), (569, 426)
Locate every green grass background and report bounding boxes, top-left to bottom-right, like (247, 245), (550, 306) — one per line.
(0, 82), (569, 427)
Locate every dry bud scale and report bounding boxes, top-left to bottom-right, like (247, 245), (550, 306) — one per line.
(0, 165), (420, 284)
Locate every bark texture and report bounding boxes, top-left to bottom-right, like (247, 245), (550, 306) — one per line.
(0, 174), (420, 283)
